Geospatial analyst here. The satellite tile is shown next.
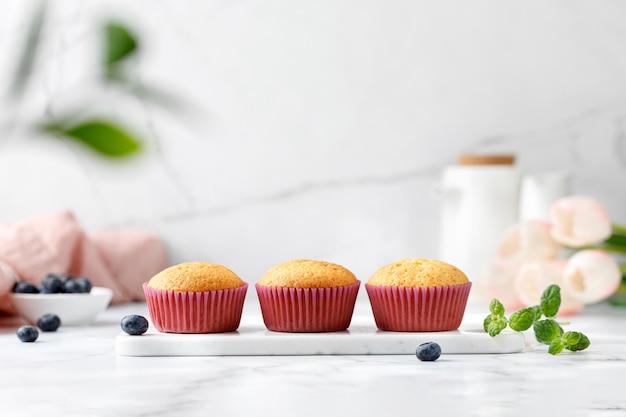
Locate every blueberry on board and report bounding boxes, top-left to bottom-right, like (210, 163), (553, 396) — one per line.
(121, 315), (149, 336)
(416, 342), (441, 361)
(12, 281), (40, 294)
(17, 325), (39, 342)
(39, 274), (64, 293)
(37, 314), (61, 332)
(73, 277), (92, 293)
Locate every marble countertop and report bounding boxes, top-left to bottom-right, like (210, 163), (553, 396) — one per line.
(1, 297), (625, 417)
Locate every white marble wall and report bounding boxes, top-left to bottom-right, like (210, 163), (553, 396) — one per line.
(1, 0), (625, 283)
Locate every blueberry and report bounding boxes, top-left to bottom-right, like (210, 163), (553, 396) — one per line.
(416, 342), (441, 361)
(56, 273), (75, 284)
(37, 314), (61, 332)
(73, 277), (92, 294)
(121, 315), (149, 335)
(63, 278), (82, 293)
(12, 281), (40, 294)
(17, 325), (39, 342)
(39, 274), (64, 293)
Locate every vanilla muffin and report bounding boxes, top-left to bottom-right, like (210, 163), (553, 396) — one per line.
(256, 259), (360, 332)
(143, 262), (248, 334)
(257, 259), (358, 288)
(365, 258), (472, 332)
(147, 262), (245, 292)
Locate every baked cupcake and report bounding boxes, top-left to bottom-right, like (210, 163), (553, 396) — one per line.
(255, 259), (360, 332)
(365, 258), (471, 332)
(143, 262), (248, 333)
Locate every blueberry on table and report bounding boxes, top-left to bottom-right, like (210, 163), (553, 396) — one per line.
(12, 281), (40, 294)
(37, 314), (61, 332)
(416, 342), (441, 361)
(17, 325), (39, 342)
(39, 274), (65, 293)
(121, 315), (149, 335)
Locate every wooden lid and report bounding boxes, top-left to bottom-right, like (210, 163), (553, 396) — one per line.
(457, 154), (515, 166)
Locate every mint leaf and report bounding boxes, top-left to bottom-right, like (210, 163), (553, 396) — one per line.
(482, 286), (591, 356)
(484, 315), (507, 337)
(509, 307), (535, 332)
(540, 285), (561, 318)
(548, 339), (565, 355)
(562, 331), (581, 347)
(530, 305), (542, 322)
(564, 332), (590, 352)
(489, 299), (505, 317)
(576, 334), (590, 351)
(533, 319), (562, 344)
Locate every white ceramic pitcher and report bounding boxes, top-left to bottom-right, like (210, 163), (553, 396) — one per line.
(434, 155), (521, 284)
(518, 171), (572, 221)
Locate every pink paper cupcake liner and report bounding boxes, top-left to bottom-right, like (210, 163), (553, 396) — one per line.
(143, 283), (248, 333)
(255, 281), (360, 332)
(365, 282), (472, 332)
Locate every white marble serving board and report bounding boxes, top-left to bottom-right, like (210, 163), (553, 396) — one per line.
(115, 324), (525, 356)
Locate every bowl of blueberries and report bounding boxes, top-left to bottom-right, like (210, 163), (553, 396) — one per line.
(10, 273), (113, 326)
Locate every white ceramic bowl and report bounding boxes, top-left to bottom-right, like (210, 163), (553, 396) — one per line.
(9, 287), (114, 326)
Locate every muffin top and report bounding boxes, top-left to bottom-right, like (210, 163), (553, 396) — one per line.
(257, 259), (358, 288)
(147, 262), (245, 292)
(367, 258), (469, 288)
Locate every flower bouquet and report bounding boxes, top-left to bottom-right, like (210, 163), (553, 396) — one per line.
(475, 196), (625, 314)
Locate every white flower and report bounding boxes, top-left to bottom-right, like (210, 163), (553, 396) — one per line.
(497, 220), (561, 261)
(475, 258), (524, 310)
(563, 249), (622, 304)
(514, 260), (584, 316)
(549, 195), (612, 247)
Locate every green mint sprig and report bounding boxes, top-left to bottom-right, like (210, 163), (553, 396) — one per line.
(483, 284), (590, 355)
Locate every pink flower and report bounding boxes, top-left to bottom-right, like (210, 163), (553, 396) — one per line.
(549, 195), (612, 247)
(497, 220), (561, 261)
(563, 250), (622, 304)
(475, 258), (524, 310)
(514, 260), (584, 316)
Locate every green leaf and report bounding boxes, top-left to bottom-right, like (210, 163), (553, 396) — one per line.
(104, 22), (139, 79)
(533, 319), (562, 344)
(605, 233), (626, 247)
(104, 22), (138, 66)
(509, 307), (535, 332)
(489, 299), (505, 317)
(565, 333), (590, 352)
(548, 339), (565, 355)
(577, 334), (590, 351)
(540, 285), (561, 318)
(562, 331), (581, 348)
(484, 315), (507, 337)
(10, 0), (46, 97)
(45, 120), (141, 157)
(530, 305), (543, 322)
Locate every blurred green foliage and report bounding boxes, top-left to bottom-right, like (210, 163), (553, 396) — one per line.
(9, 1), (147, 159)
(42, 120), (141, 158)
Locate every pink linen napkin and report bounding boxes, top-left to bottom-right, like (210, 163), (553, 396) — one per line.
(0, 210), (168, 314)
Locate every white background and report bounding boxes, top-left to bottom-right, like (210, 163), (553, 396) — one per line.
(1, 0), (625, 282)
